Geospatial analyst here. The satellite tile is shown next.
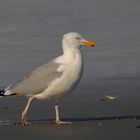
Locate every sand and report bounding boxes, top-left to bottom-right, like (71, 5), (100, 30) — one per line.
(0, 78), (140, 140)
(0, 0), (140, 139)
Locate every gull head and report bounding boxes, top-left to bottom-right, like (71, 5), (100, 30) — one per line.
(63, 32), (96, 49)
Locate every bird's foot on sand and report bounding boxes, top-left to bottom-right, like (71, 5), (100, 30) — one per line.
(22, 121), (32, 126)
(22, 112), (32, 126)
(55, 120), (72, 125)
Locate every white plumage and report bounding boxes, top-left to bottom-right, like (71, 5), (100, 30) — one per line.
(0, 32), (96, 126)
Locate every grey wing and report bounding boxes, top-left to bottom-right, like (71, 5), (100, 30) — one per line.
(10, 60), (63, 96)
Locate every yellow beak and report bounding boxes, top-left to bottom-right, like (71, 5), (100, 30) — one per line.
(83, 40), (96, 47)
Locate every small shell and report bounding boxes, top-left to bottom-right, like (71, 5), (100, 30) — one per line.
(105, 95), (117, 100)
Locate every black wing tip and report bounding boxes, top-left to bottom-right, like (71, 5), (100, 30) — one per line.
(0, 90), (17, 97)
(0, 89), (5, 96)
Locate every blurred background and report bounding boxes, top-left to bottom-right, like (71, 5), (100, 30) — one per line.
(0, 0), (139, 88)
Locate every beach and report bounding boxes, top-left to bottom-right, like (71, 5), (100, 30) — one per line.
(0, 78), (140, 139)
(0, 0), (140, 139)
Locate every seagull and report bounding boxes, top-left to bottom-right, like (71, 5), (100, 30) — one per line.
(0, 32), (96, 126)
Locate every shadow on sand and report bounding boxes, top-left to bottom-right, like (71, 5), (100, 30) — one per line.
(30, 115), (140, 124)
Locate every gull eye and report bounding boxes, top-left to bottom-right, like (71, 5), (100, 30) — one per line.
(75, 37), (81, 40)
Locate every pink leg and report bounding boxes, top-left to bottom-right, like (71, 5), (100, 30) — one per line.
(22, 96), (34, 126)
(55, 104), (72, 125)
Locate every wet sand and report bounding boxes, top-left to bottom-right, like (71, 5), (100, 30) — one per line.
(0, 78), (140, 140)
(0, 0), (140, 139)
